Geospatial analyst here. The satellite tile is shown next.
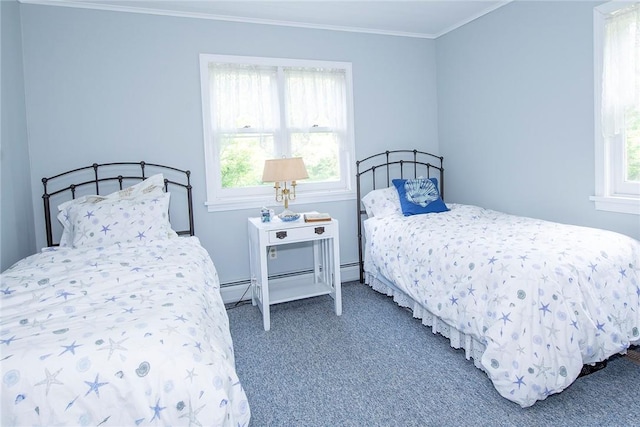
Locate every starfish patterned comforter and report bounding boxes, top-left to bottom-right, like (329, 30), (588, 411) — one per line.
(363, 203), (640, 407)
(0, 237), (250, 426)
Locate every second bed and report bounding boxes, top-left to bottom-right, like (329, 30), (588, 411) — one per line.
(356, 150), (640, 407)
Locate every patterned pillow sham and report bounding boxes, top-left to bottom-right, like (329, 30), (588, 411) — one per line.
(361, 186), (402, 218)
(56, 174), (167, 247)
(65, 192), (176, 248)
(392, 177), (449, 216)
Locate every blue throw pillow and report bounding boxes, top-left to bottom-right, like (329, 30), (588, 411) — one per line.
(392, 177), (449, 216)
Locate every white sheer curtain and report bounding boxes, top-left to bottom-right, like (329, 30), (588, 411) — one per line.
(209, 63), (278, 133)
(284, 67), (347, 132)
(208, 63), (280, 189)
(602, 3), (640, 138)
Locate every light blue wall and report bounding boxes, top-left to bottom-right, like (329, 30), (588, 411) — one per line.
(11, 1), (638, 282)
(18, 4), (438, 283)
(436, 1), (639, 240)
(1, 0), (35, 271)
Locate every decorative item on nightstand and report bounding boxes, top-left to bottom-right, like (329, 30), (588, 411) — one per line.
(262, 157), (309, 221)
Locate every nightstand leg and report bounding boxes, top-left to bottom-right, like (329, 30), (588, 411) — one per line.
(251, 278), (257, 306)
(248, 225), (258, 307)
(332, 237), (342, 316)
(260, 247), (270, 331)
(320, 239), (328, 283)
(311, 240), (321, 283)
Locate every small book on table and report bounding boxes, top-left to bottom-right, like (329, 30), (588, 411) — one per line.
(304, 213), (331, 222)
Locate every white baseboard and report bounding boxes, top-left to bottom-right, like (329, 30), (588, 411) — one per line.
(220, 264), (360, 305)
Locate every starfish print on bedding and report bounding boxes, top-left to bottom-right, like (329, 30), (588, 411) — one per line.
(150, 399), (166, 421)
(35, 368), (64, 395)
(56, 290), (75, 300)
(161, 324), (179, 335)
(84, 374), (108, 397)
(498, 263), (510, 275)
(178, 400), (205, 426)
(513, 375), (526, 389)
(570, 319), (579, 330)
(136, 293), (154, 305)
(31, 317), (49, 330)
(500, 312), (512, 325)
(546, 324), (560, 338)
(185, 368), (198, 382)
(0, 336), (17, 346)
(533, 359), (552, 379)
(98, 337), (128, 360)
(29, 292), (45, 304)
(539, 302), (551, 317)
(59, 340), (82, 356)
(76, 225), (90, 240)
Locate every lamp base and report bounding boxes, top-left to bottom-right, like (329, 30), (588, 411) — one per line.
(278, 208), (301, 222)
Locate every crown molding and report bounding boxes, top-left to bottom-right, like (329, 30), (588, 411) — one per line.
(19, 0), (511, 40)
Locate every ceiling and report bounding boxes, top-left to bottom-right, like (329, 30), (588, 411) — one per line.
(24, 0), (512, 39)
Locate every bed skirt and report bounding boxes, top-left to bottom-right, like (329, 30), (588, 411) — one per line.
(365, 271), (486, 372)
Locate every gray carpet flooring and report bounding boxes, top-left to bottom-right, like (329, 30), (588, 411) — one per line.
(227, 281), (640, 427)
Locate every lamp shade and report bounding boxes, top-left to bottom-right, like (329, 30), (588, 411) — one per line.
(262, 157), (309, 182)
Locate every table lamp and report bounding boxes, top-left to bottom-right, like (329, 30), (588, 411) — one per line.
(262, 157), (309, 220)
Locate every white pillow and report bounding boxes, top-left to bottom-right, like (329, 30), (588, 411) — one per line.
(65, 192), (176, 248)
(361, 186), (402, 218)
(112, 173), (166, 199)
(57, 174), (167, 247)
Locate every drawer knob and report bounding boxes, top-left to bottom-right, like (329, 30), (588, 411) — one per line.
(314, 227), (325, 235)
(276, 231), (288, 239)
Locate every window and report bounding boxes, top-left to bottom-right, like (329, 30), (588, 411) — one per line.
(592, 2), (640, 214)
(199, 54), (356, 211)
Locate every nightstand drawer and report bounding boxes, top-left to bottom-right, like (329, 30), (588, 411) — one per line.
(268, 223), (334, 244)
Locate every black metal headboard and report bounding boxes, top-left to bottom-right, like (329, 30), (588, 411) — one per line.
(42, 161), (194, 247)
(355, 150), (444, 283)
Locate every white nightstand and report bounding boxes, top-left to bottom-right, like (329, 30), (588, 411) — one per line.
(247, 215), (342, 331)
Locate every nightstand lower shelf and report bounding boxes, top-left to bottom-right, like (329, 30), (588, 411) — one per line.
(260, 279), (333, 305)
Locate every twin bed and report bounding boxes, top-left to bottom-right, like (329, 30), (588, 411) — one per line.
(356, 150), (640, 408)
(1, 162), (250, 426)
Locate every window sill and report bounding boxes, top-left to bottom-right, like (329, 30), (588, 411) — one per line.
(589, 195), (640, 215)
(206, 190), (356, 212)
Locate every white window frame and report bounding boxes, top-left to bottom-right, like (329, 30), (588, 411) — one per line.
(591, 2), (640, 215)
(199, 54), (357, 212)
